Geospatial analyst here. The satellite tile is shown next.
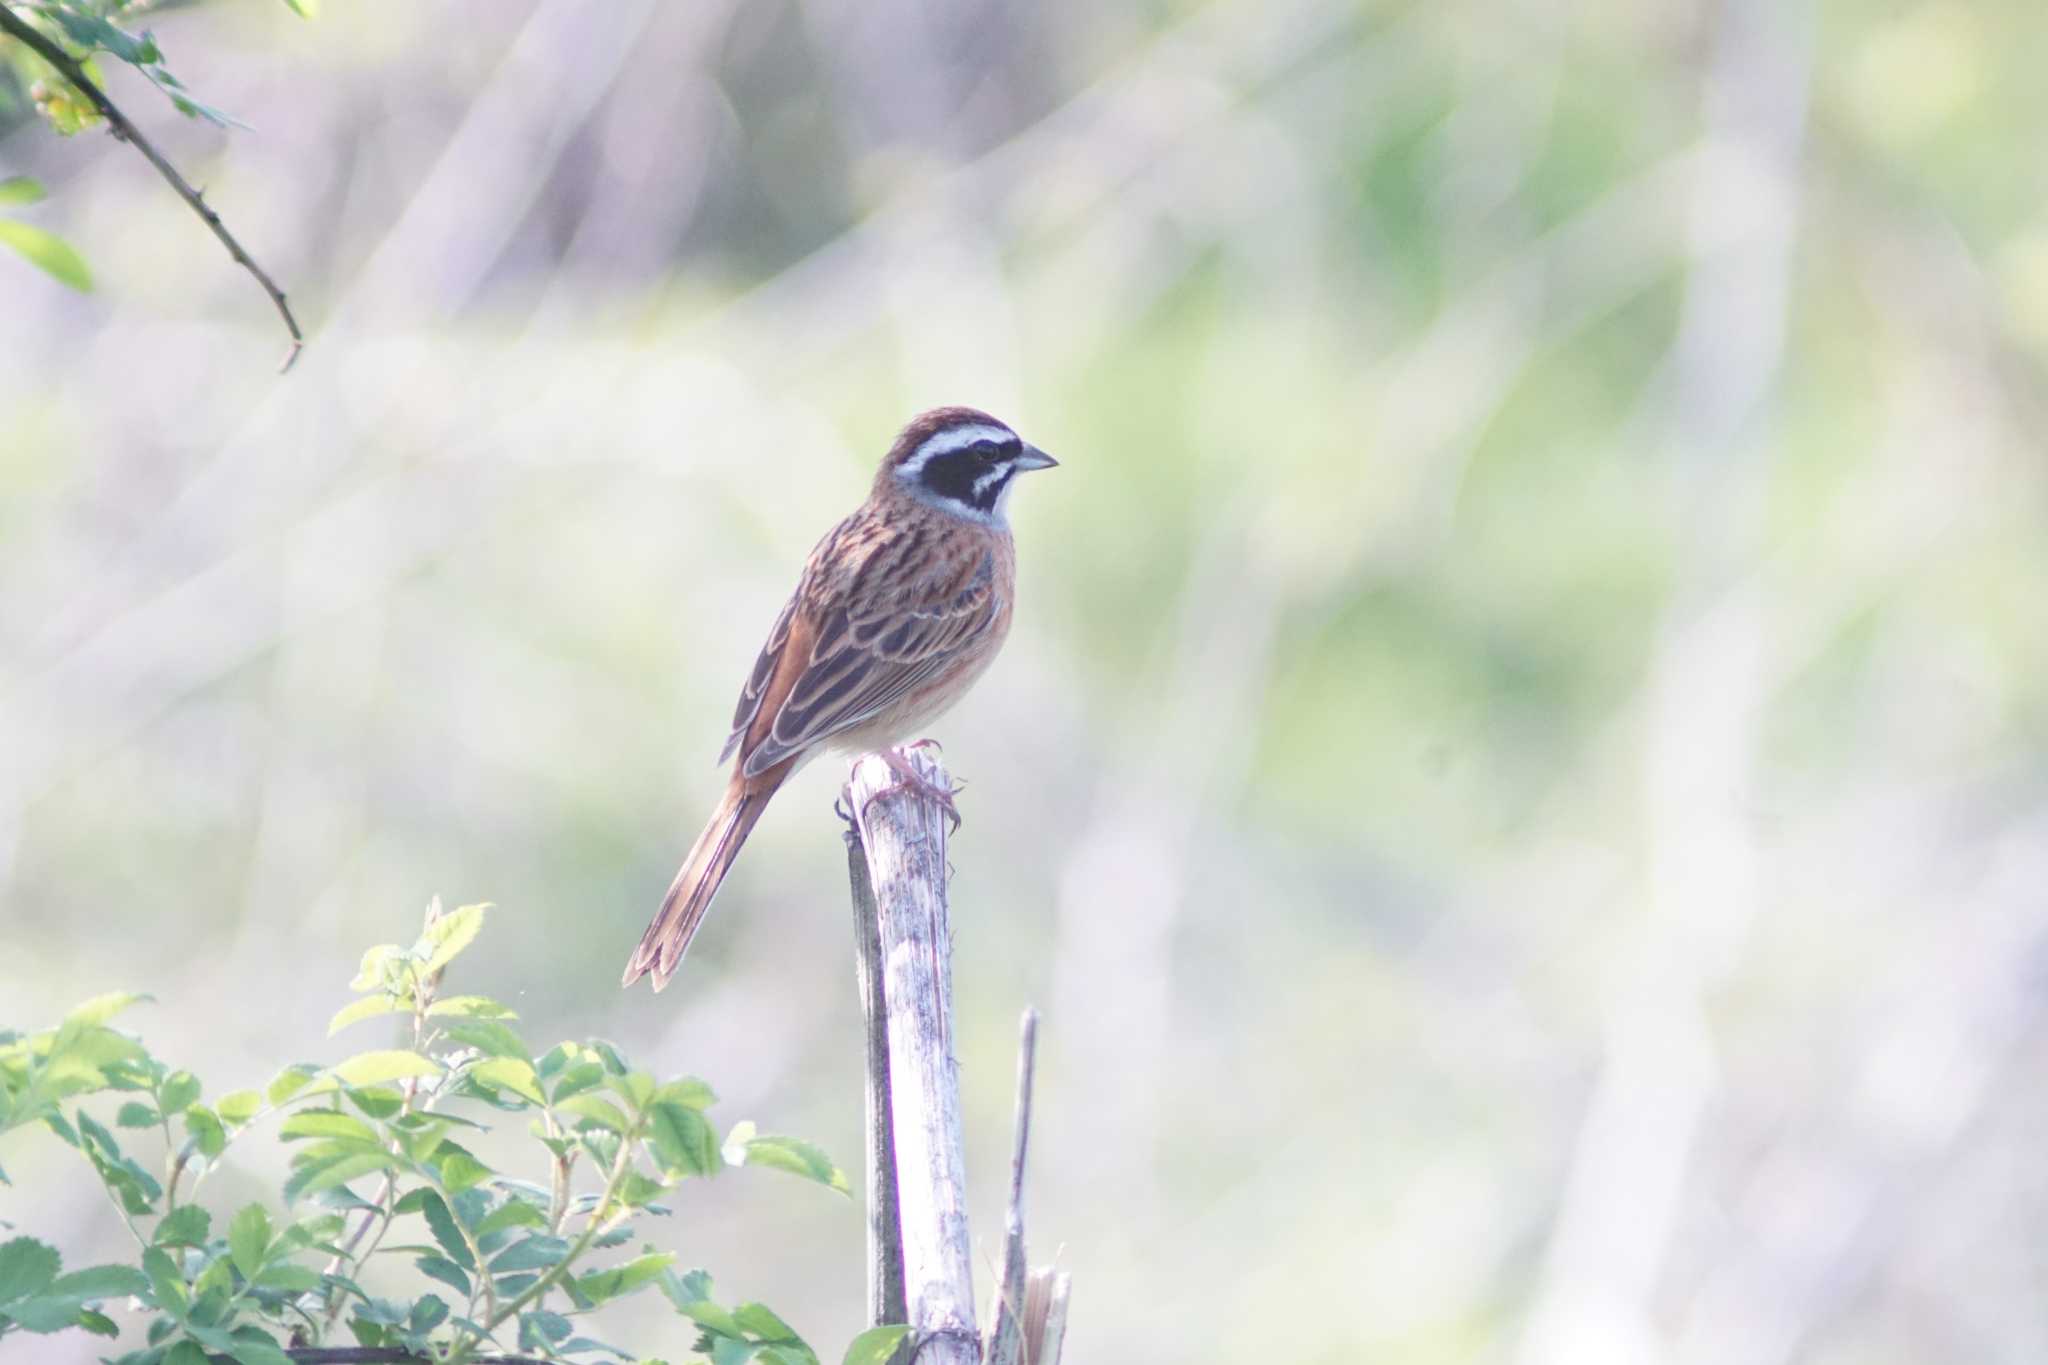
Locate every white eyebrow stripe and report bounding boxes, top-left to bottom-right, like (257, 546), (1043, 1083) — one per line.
(902, 423), (1014, 473)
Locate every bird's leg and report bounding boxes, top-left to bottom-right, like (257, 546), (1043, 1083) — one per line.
(860, 745), (963, 832)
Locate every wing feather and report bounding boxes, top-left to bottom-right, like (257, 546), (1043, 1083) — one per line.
(724, 526), (1002, 777)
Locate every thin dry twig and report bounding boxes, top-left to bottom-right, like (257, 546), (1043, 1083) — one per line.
(0, 3), (305, 371)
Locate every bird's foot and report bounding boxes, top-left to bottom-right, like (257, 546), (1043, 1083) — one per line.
(862, 745), (963, 833)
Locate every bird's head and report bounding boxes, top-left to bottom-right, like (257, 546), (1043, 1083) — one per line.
(879, 406), (1058, 526)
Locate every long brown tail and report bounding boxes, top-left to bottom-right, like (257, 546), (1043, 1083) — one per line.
(622, 773), (782, 991)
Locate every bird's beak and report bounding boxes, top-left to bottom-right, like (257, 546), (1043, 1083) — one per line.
(1014, 444), (1059, 471)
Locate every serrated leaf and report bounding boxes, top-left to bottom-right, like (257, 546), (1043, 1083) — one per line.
(426, 995), (517, 1019)
(284, 1151), (393, 1203)
(415, 903), (489, 975)
(0, 176), (46, 206)
(475, 1199), (547, 1239)
(728, 1131), (850, 1196)
(228, 1204), (271, 1280)
(413, 1254), (471, 1298)
(115, 1101), (158, 1128)
(0, 1236), (61, 1306)
(327, 995), (406, 1036)
(158, 1072), (201, 1114)
(409, 1293), (449, 1332)
(185, 1104), (225, 1159)
(229, 1336), (295, 1365)
(330, 1050), (439, 1087)
(49, 1263), (150, 1301)
(345, 1086), (406, 1120)
(470, 1057), (544, 1105)
(574, 1251), (674, 1305)
(656, 1077), (717, 1110)
(734, 1301), (801, 1342)
(215, 1089), (263, 1125)
(62, 993), (149, 1030)
(437, 1150), (492, 1193)
(254, 1262), (321, 1293)
(648, 1101), (720, 1179)
(520, 1307), (574, 1346)
(557, 1093), (631, 1133)
(142, 1245), (186, 1313)
(418, 1192), (474, 1270)
(279, 1111), (379, 1144)
(154, 1205), (211, 1247)
(267, 1065), (318, 1106)
(349, 944), (403, 993)
(443, 1018), (530, 1060)
(489, 1234), (570, 1273)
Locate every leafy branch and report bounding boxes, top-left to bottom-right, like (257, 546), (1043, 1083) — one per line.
(0, 0), (304, 370)
(0, 899), (872, 1365)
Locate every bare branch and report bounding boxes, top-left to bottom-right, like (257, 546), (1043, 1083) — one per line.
(845, 814), (908, 1333)
(0, 3), (305, 371)
(986, 1008), (1038, 1365)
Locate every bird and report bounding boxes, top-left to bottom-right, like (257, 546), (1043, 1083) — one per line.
(622, 406), (1059, 991)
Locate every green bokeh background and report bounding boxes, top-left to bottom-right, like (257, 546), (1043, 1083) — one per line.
(5, 0), (2048, 1360)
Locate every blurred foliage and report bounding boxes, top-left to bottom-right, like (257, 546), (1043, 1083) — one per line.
(0, 902), (865, 1363)
(2, 0), (2047, 1361)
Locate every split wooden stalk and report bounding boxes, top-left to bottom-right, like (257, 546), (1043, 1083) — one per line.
(844, 745), (1071, 1365)
(845, 746), (979, 1365)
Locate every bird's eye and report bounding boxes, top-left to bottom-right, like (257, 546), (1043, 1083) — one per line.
(975, 442), (1001, 463)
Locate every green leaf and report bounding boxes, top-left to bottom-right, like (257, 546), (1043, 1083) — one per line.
(254, 1262), (321, 1293)
(330, 1050), (439, 1087)
(142, 1245), (186, 1314)
(724, 1125), (850, 1196)
(349, 944), (404, 993)
(470, 1057), (544, 1105)
(489, 1234), (570, 1273)
(166, 1342), (210, 1365)
(657, 1077), (717, 1110)
(280, 0), (318, 18)
(327, 995), (405, 1036)
(0, 176), (46, 206)
(284, 1151), (393, 1203)
(413, 1254), (471, 1298)
(216, 1089), (263, 1125)
(158, 1071), (201, 1114)
(0, 1236), (60, 1306)
(842, 1323), (913, 1365)
(279, 1111), (379, 1144)
(574, 1251), (675, 1305)
(436, 1149), (493, 1193)
(557, 1093), (632, 1133)
(0, 221), (92, 292)
(426, 995), (517, 1019)
(154, 1205), (211, 1248)
(418, 1192), (474, 1270)
(735, 1302), (801, 1342)
(267, 1065), (318, 1106)
(475, 1199), (547, 1239)
(115, 1101), (159, 1128)
(228, 1204), (272, 1280)
(648, 1101), (721, 1179)
(442, 1019), (531, 1059)
(184, 1104), (226, 1159)
(520, 1307), (573, 1346)
(62, 993), (150, 1030)
(229, 1334), (296, 1365)
(416, 903), (489, 976)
